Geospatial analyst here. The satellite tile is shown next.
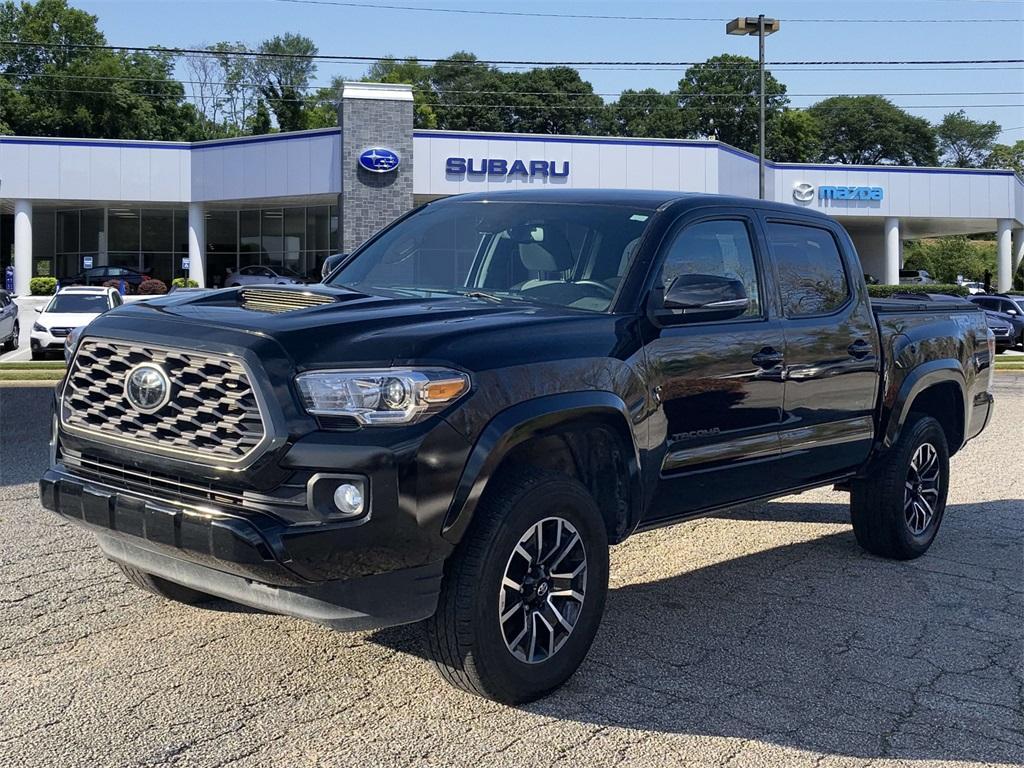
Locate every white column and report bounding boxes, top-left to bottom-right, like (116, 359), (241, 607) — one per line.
(883, 217), (900, 286)
(13, 200), (32, 296)
(187, 203), (205, 288)
(1012, 228), (1024, 276)
(996, 219), (1012, 293)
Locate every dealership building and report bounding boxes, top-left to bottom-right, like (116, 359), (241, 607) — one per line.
(2, 81), (1022, 296)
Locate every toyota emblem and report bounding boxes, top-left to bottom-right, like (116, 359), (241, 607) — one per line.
(124, 363), (171, 414)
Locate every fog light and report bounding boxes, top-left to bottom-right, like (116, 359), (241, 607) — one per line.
(333, 482), (365, 517)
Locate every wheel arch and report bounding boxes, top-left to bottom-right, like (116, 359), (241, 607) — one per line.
(884, 360), (967, 456)
(441, 392), (643, 546)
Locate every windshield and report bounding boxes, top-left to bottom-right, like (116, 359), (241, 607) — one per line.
(46, 294), (109, 313)
(327, 201), (657, 312)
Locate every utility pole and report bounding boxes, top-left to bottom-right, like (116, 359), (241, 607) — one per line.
(726, 15), (780, 200)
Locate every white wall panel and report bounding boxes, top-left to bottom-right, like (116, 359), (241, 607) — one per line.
(27, 144), (59, 199)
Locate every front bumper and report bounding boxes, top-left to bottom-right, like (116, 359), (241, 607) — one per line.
(30, 330), (66, 351)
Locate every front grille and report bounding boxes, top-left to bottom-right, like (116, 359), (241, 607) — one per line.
(50, 327), (71, 338)
(58, 443), (306, 514)
(992, 326), (1011, 337)
(239, 288), (335, 313)
(62, 338), (267, 464)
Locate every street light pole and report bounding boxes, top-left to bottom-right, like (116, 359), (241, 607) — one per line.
(726, 15), (780, 200)
(758, 14), (765, 200)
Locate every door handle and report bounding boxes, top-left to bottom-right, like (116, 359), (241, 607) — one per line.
(751, 347), (784, 368)
(847, 339), (873, 359)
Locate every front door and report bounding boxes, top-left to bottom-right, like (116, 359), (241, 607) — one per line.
(641, 212), (787, 520)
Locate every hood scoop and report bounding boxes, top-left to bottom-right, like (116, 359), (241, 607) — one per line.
(239, 287), (339, 313)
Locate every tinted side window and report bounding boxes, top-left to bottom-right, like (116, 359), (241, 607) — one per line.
(768, 222), (849, 317)
(658, 219), (761, 318)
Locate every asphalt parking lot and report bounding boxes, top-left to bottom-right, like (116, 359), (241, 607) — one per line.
(0, 382), (1021, 768)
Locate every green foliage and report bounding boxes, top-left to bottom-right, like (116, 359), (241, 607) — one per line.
(0, 0), (203, 141)
(984, 140), (1024, 176)
(170, 277), (199, 289)
(769, 109), (822, 163)
(676, 54), (788, 154)
(867, 283), (969, 298)
(364, 59), (437, 128)
(609, 88), (684, 138)
(29, 277), (57, 295)
(936, 110), (1000, 168)
(903, 237), (997, 284)
(137, 278), (167, 295)
(256, 33), (317, 132)
(248, 99), (272, 135)
(809, 96), (938, 166)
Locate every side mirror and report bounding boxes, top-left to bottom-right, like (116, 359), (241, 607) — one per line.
(657, 274), (750, 322)
(1007, 309), (1018, 315)
(35, 307), (43, 313)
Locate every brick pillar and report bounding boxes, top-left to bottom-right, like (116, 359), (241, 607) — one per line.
(339, 82), (414, 253)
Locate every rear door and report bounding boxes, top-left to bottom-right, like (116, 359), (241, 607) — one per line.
(761, 216), (881, 485)
(641, 209), (788, 520)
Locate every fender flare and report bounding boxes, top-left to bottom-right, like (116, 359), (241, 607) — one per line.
(441, 391), (643, 544)
(883, 359), (967, 450)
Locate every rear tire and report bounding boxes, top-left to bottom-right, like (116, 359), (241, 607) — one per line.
(850, 413), (949, 560)
(2, 322), (19, 352)
(117, 563), (213, 605)
(425, 468), (609, 703)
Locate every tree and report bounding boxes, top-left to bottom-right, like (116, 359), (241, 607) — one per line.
(255, 33), (317, 132)
(768, 109), (822, 163)
(675, 54), (787, 153)
(248, 99), (272, 135)
(213, 42), (261, 134)
(936, 110), (1000, 167)
(903, 236), (996, 283)
(808, 96), (938, 166)
(430, 52), (510, 132)
(0, 0), (204, 140)
(364, 57), (437, 128)
(180, 46), (228, 137)
(608, 88), (684, 138)
(984, 140), (1024, 176)
(504, 67), (605, 135)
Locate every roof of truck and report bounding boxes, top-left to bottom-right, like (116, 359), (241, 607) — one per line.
(438, 188), (833, 219)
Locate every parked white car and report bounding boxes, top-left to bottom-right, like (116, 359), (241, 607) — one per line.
(31, 286), (122, 360)
(960, 281), (987, 295)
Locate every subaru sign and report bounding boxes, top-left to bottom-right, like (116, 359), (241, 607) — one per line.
(793, 182), (884, 203)
(446, 157), (570, 179)
(358, 147), (400, 173)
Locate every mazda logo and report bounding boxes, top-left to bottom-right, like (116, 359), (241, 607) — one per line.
(124, 363), (171, 414)
(792, 182), (815, 203)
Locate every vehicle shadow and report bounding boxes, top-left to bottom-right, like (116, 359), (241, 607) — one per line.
(372, 500), (1023, 765)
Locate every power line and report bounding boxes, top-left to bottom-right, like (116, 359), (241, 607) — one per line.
(1, 40), (1021, 68)
(270, 0), (1024, 24)
(4, 71), (1022, 99)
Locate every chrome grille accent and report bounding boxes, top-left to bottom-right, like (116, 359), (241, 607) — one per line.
(239, 288), (335, 313)
(61, 338), (267, 464)
(58, 443), (306, 514)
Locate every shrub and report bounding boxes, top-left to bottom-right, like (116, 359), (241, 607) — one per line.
(29, 277), (57, 295)
(867, 283), (969, 299)
(171, 277), (199, 289)
(902, 236), (996, 284)
(137, 279), (168, 295)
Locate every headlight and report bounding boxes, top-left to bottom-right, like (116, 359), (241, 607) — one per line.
(32, 322), (46, 333)
(295, 368), (470, 425)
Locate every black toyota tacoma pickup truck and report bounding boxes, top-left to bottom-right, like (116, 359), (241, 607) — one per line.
(41, 190), (995, 703)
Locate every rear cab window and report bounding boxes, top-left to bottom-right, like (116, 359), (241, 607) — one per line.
(767, 222), (850, 317)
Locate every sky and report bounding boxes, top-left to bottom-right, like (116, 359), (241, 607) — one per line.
(74, 0), (1024, 141)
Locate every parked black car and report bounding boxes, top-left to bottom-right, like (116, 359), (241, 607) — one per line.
(43, 190), (994, 703)
(969, 294), (1024, 347)
(65, 266), (149, 289)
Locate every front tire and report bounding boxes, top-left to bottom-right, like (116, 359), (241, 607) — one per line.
(426, 468), (609, 703)
(117, 563), (213, 605)
(850, 413), (949, 560)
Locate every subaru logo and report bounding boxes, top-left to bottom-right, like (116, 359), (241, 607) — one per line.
(792, 182), (815, 203)
(358, 147), (400, 173)
(124, 363), (171, 414)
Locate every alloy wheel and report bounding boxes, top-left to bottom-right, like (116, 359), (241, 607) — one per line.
(499, 516), (587, 664)
(905, 442), (940, 535)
